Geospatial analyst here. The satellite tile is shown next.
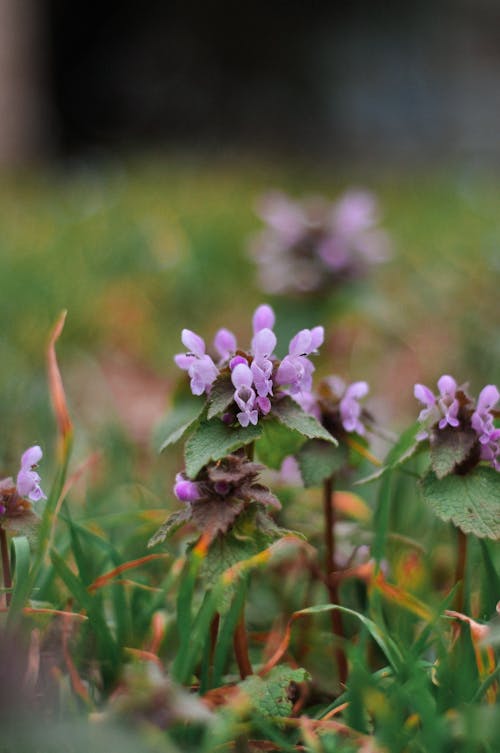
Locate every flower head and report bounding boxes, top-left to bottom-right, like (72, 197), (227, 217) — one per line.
(275, 327), (324, 395)
(16, 445), (46, 502)
(175, 304), (324, 428)
(0, 445), (46, 519)
(414, 376), (500, 471)
(250, 189), (391, 296)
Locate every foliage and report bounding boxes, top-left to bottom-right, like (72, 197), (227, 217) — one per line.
(1, 162), (500, 753)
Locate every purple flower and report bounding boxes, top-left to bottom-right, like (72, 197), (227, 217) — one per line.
(255, 192), (307, 246)
(340, 381), (369, 435)
(16, 445), (46, 502)
(251, 328), (276, 398)
(436, 375), (460, 430)
(414, 375), (461, 440)
(175, 304), (324, 428)
(252, 304), (275, 333)
(471, 385), (499, 441)
(479, 428), (500, 470)
(174, 329), (218, 396)
(213, 328), (237, 362)
(231, 363), (258, 427)
(276, 327), (324, 394)
(332, 191), (379, 238)
(174, 472), (201, 502)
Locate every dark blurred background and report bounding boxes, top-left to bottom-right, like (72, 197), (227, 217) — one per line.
(2, 0), (500, 166)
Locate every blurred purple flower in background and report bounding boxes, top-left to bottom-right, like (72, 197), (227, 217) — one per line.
(249, 189), (391, 295)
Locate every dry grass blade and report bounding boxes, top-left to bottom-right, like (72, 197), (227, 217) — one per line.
(88, 553), (170, 593)
(47, 310), (73, 451)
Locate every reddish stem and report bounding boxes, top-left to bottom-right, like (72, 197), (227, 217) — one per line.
(233, 612), (253, 679)
(454, 528), (467, 613)
(0, 526), (12, 607)
(323, 478), (348, 687)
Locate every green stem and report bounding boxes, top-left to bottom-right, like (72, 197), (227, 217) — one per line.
(323, 477), (348, 687)
(454, 528), (468, 613)
(0, 526), (12, 606)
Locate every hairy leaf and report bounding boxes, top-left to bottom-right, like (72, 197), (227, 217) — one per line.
(148, 507), (192, 547)
(256, 418), (306, 470)
(429, 425), (478, 479)
(298, 439), (349, 487)
(158, 397), (205, 452)
(420, 467), (500, 539)
(191, 498), (245, 539)
(238, 665), (309, 718)
(272, 397), (337, 444)
(207, 373), (235, 420)
(184, 419), (262, 478)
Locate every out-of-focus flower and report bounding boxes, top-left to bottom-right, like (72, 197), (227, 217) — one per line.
(249, 189), (391, 295)
(414, 376), (500, 471)
(303, 376), (372, 439)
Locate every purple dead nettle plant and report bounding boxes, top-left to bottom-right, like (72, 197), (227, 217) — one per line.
(414, 375), (500, 612)
(174, 304), (324, 427)
(293, 375), (373, 687)
(0, 446), (46, 603)
(249, 190), (391, 296)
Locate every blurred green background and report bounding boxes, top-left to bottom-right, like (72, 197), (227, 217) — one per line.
(2, 158), (499, 481)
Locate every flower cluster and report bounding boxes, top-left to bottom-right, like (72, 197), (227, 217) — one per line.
(296, 376), (371, 439)
(414, 375), (500, 470)
(175, 304), (324, 427)
(249, 190), (391, 295)
(0, 445), (46, 517)
(149, 453), (281, 547)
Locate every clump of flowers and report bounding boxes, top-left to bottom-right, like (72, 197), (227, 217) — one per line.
(414, 375), (500, 471)
(0, 445), (46, 518)
(249, 190), (391, 295)
(174, 304), (324, 427)
(297, 376), (371, 439)
(149, 452), (280, 547)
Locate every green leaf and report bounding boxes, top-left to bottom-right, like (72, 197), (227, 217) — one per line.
(297, 439), (349, 487)
(207, 373), (235, 420)
(199, 506), (286, 611)
(356, 421), (423, 485)
(239, 665), (310, 718)
(272, 397), (337, 444)
(420, 467), (500, 539)
(6, 536), (31, 627)
(148, 508), (192, 547)
(184, 419), (262, 478)
(158, 397), (205, 452)
(256, 418), (306, 470)
(429, 425), (478, 479)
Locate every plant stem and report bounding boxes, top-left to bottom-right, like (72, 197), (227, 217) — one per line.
(210, 612), (220, 665)
(454, 528), (468, 613)
(323, 477), (348, 687)
(0, 526), (12, 607)
(233, 612), (252, 679)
